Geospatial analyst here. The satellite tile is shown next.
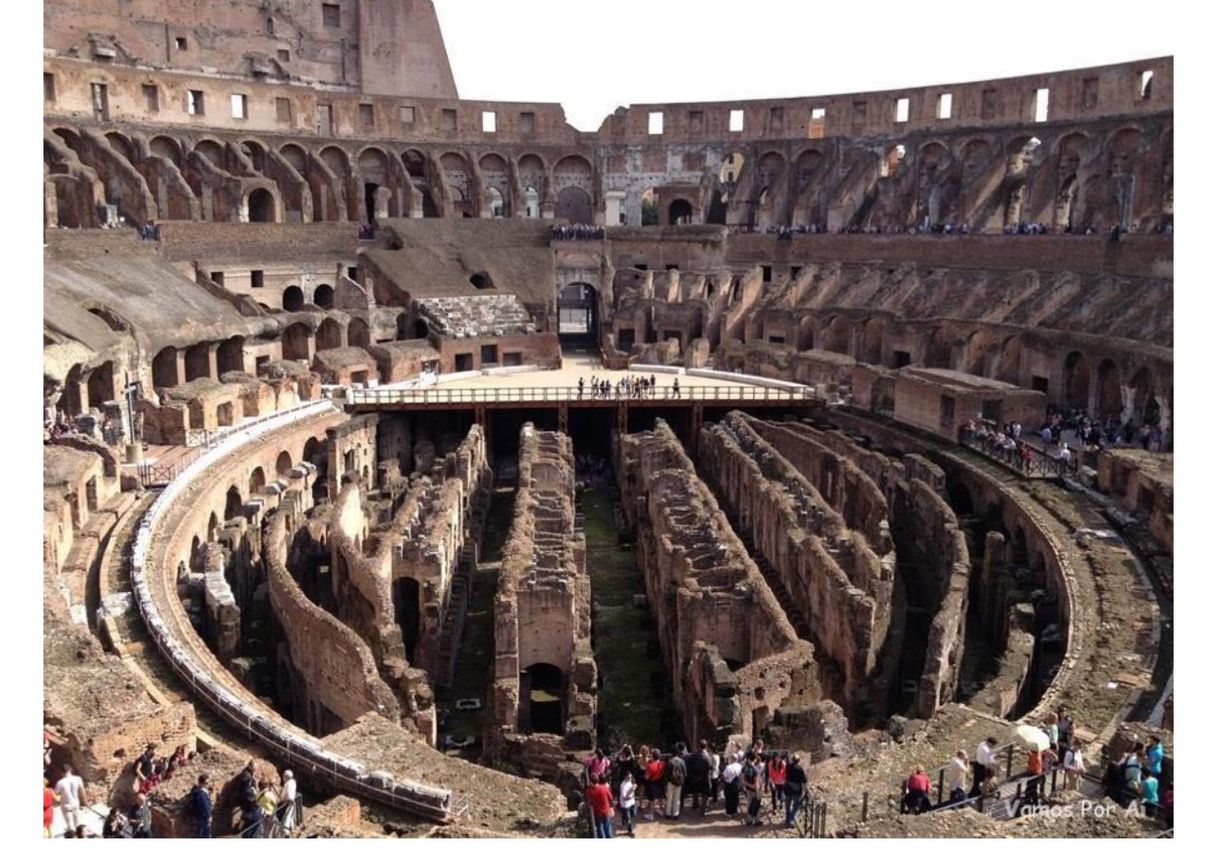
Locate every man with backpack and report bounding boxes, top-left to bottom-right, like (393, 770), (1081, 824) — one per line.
(189, 774), (213, 838)
(664, 749), (687, 819)
(784, 755), (808, 828)
(741, 753), (763, 826)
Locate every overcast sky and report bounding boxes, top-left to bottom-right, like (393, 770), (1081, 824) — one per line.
(432, 0), (1175, 131)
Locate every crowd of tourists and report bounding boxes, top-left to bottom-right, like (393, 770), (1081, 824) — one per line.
(137, 220), (161, 241)
(579, 739), (810, 837)
(898, 711), (1171, 826)
(44, 725), (298, 839)
(578, 374), (681, 400)
(552, 224), (606, 240)
(730, 221), (1170, 238)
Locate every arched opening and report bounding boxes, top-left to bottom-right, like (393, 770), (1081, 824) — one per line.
(282, 323), (312, 361)
(668, 198), (694, 225)
(860, 320), (883, 364)
(995, 336), (1022, 384)
(524, 187), (540, 219)
(217, 336), (245, 375)
(249, 466), (266, 495)
(557, 282), (599, 349)
(469, 272), (493, 290)
(521, 663), (565, 735)
(276, 451), (293, 478)
(392, 577), (421, 664)
(1130, 367), (1159, 426)
(152, 347), (179, 388)
(193, 139), (224, 168)
(247, 188), (275, 223)
(184, 343), (211, 382)
(880, 144), (906, 178)
(207, 512), (220, 542)
(1097, 359), (1121, 419)
(242, 141), (267, 174)
(1064, 351), (1090, 410)
(347, 318), (370, 349)
(1055, 175), (1079, 231)
(224, 486), (243, 521)
(796, 315), (816, 352)
(963, 332), (987, 376)
(823, 316), (850, 355)
(555, 186), (593, 225)
(487, 187), (505, 218)
(86, 362), (115, 409)
(283, 286), (305, 311)
(926, 330), (952, 369)
(313, 284), (335, 309)
(316, 318), (343, 352)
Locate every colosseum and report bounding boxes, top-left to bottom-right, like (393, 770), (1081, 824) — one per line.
(42, 0), (1173, 838)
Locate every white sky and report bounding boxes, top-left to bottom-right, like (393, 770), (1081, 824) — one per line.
(434, 0), (1176, 131)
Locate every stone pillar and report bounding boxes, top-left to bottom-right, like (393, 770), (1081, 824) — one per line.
(174, 349), (188, 387)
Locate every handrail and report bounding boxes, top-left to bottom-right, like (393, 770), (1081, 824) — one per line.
(127, 400), (457, 823)
(346, 383), (817, 406)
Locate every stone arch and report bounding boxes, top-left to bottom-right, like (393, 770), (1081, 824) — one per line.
(347, 317), (370, 349)
(994, 335), (1022, 384)
(224, 486), (243, 521)
(796, 315), (816, 352)
(276, 148), (305, 187)
(149, 135), (183, 167)
(184, 342), (211, 382)
(402, 149), (427, 179)
(152, 347), (179, 388)
(1064, 351), (1090, 410)
(193, 139), (225, 168)
(86, 361), (115, 409)
(860, 318), (884, 364)
(319, 145), (351, 177)
(276, 450), (294, 478)
(479, 153), (511, 217)
(925, 328), (952, 368)
(823, 315), (850, 355)
(105, 131), (137, 164)
(249, 466), (266, 495)
(282, 286), (305, 311)
(246, 187), (276, 223)
(1097, 358), (1121, 419)
(521, 662), (565, 735)
(316, 318), (343, 351)
(1130, 366), (1159, 426)
(439, 152), (474, 216)
(668, 198), (694, 225)
(313, 284), (335, 309)
(282, 322), (312, 360)
(217, 336), (245, 375)
(962, 331), (987, 376)
(241, 139), (268, 174)
(355, 146), (390, 183)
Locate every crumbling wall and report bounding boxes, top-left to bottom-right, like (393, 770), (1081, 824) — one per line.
(615, 419), (819, 745)
(266, 499), (401, 735)
(489, 425), (596, 766)
(698, 412), (894, 721)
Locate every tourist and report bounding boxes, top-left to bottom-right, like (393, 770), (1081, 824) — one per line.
(1118, 744), (1144, 805)
(1056, 710), (1074, 759)
(643, 750), (666, 821)
(1140, 768), (1159, 819)
(1024, 748), (1044, 805)
(1043, 717), (1060, 756)
(618, 770), (637, 837)
(279, 769), (297, 833)
(128, 793), (152, 838)
(903, 767), (931, 814)
(584, 748), (612, 784)
(767, 753), (787, 813)
(664, 747), (687, 819)
(947, 750), (969, 805)
(238, 763), (261, 838)
(611, 745), (637, 796)
(256, 780), (279, 837)
(189, 774), (213, 839)
(783, 754), (808, 828)
(102, 807), (129, 838)
(672, 378), (680, 398)
(586, 774), (615, 838)
(972, 736), (998, 796)
(1146, 736), (1165, 777)
(720, 753), (743, 818)
(133, 743), (158, 794)
(741, 753), (763, 826)
(44, 777), (56, 839)
(55, 763), (88, 834)
(1063, 742), (1085, 790)
(684, 741), (713, 814)
(708, 744), (722, 805)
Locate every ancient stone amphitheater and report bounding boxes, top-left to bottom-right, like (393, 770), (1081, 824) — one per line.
(43, 0), (1173, 838)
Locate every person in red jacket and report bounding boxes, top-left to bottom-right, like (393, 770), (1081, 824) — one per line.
(904, 767), (931, 814)
(43, 778), (56, 838)
(586, 775), (616, 839)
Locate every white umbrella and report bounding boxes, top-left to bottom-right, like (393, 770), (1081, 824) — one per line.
(1014, 725), (1050, 752)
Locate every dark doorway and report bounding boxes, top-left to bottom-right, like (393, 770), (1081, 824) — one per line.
(522, 663), (565, 735)
(455, 353), (474, 372)
(283, 286), (305, 311)
(668, 199), (694, 225)
(248, 188), (275, 223)
(364, 182), (379, 224)
(393, 577), (421, 663)
(557, 282), (599, 349)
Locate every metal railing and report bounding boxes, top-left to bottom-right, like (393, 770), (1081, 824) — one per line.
(127, 401), (458, 824)
(347, 384), (817, 406)
(960, 433), (1076, 479)
(234, 796), (304, 838)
